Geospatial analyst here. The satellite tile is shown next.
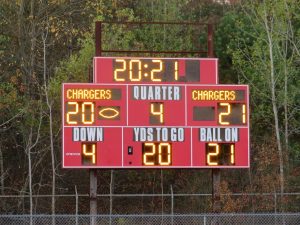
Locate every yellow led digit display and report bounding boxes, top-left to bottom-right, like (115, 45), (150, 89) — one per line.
(174, 61), (178, 80)
(150, 103), (164, 124)
(81, 102), (94, 124)
(143, 143), (156, 166)
(206, 143), (235, 166)
(66, 102), (79, 125)
(113, 59), (184, 82)
(151, 60), (163, 81)
(218, 103), (231, 125)
(206, 143), (219, 166)
(216, 103), (247, 125)
(82, 143), (96, 165)
(158, 143), (171, 166)
(230, 144), (235, 164)
(129, 60), (142, 81)
(142, 143), (172, 166)
(242, 104), (246, 124)
(114, 59), (126, 81)
(66, 102), (95, 125)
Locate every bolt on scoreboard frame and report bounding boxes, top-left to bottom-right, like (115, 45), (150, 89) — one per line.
(62, 57), (249, 168)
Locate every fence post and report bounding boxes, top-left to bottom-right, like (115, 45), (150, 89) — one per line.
(90, 169), (97, 225)
(171, 185), (174, 225)
(75, 186), (78, 225)
(212, 169), (221, 212)
(274, 192), (277, 213)
(110, 170), (114, 225)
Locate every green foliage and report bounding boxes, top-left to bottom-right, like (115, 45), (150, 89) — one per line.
(217, 1), (300, 141)
(50, 36), (94, 93)
(0, 82), (19, 112)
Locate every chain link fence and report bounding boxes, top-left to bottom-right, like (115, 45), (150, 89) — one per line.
(0, 193), (300, 214)
(0, 213), (300, 225)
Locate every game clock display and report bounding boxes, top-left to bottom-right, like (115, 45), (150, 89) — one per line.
(94, 57), (218, 84)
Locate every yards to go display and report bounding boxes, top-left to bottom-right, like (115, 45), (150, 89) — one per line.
(142, 143), (172, 166)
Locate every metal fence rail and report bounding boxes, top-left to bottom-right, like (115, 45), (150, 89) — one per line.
(0, 213), (300, 225)
(1, 193), (300, 214)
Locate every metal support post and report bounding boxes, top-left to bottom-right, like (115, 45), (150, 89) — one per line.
(207, 24), (214, 58)
(95, 21), (102, 57)
(90, 169), (97, 225)
(212, 169), (221, 212)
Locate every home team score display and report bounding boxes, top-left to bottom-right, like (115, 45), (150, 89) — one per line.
(62, 57), (249, 168)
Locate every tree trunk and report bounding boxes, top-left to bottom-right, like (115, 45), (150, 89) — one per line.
(263, 10), (285, 202)
(18, 0), (26, 85)
(29, 0), (36, 95)
(284, 51), (289, 166)
(42, 28), (56, 223)
(27, 130), (33, 225)
(283, 0), (290, 164)
(0, 144), (4, 196)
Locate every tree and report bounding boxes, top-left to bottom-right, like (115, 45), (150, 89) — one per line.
(218, 0), (300, 209)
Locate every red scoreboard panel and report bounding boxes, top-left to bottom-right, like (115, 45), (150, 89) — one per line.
(62, 83), (249, 168)
(93, 57), (218, 84)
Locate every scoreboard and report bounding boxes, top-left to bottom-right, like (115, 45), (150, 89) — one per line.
(62, 57), (249, 168)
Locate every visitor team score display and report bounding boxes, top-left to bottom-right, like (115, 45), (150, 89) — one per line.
(62, 57), (249, 168)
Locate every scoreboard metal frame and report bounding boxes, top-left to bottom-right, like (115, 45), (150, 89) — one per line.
(62, 57), (249, 169)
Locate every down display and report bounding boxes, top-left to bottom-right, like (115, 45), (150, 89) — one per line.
(62, 83), (249, 168)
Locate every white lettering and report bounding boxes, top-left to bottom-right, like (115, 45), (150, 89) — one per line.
(147, 128), (154, 141)
(232, 128), (238, 141)
(96, 127), (103, 141)
(174, 87), (180, 100)
(200, 128), (206, 141)
(161, 86), (167, 100)
(141, 86), (146, 100)
(132, 86), (181, 100)
(72, 127), (104, 142)
(171, 128), (177, 141)
(133, 86), (139, 100)
(73, 128), (79, 141)
(178, 128), (184, 141)
(80, 128), (86, 141)
(206, 128), (212, 141)
(162, 128), (168, 141)
(140, 128), (146, 141)
(199, 128), (239, 142)
(155, 86), (161, 99)
(87, 128), (96, 141)
(134, 127), (139, 141)
(156, 127), (161, 141)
